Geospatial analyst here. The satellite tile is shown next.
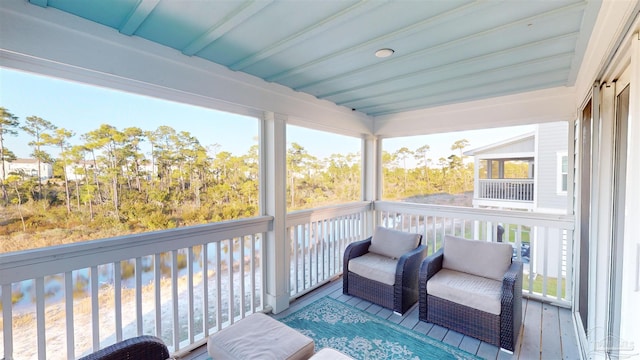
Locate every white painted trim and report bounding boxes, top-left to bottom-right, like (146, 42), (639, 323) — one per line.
(262, 112), (290, 313)
(574, 0), (640, 106)
(472, 199), (535, 211)
(619, 29), (640, 357)
(533, 207), (569, 215)
(472, 152), (536, 160)
(533, 124), (540, 210)
(374, 86), (577, 138)
(0, 216), (273, 283)
(464, 131), (535, 156)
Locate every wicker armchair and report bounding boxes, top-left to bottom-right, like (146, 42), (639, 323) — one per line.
(418, 235), (523, 352)
(343, 226), (426, 314)
(78, 335), (170, 360)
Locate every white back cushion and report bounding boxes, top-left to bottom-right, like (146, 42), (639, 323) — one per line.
(368, 226), (421, 259)
(442, 235), (512, 281)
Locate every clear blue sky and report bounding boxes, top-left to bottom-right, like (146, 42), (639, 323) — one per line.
(1, 67), (533, 164)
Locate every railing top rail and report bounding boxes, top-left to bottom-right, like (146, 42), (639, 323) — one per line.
(0, 216), (273, 284)
(374, 201), (574, 229)
(286, 201), (372, 226)
(478, 178), (534, 183)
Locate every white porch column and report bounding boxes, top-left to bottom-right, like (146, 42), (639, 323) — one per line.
(362, 134), (379, 236)
(261, 111), (289, 314)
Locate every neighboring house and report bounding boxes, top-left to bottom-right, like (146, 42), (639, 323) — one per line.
(464, 122), (568, 214)
(1, 158), (53, 180)
(465, 122), (569, 278)
(64, 160), (97, 181)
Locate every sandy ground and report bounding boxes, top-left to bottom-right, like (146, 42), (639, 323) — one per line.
(403, 191), (473, 207)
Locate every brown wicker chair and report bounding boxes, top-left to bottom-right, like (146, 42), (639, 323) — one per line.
(343, 227), (426, 314)
(78, 335), (170, 360)
(418, 235), (523, 352)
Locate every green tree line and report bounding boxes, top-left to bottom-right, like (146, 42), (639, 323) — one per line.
(1, 106), (478, 252)
(382, 139), (474, 200)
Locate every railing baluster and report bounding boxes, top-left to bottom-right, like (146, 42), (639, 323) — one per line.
(431, 216), (437, 252)
(64, 272), (74, 359)
(542, 227), (549, 297)
(239, 237), (245, 317)
(528, 229), (535, 294)
(154, 253), (161, 338)
(228, 239), (234, 323)
(313, 221), (318, 287)
(90, 266), (99, 352)
(114, 261), (122, 341)
(215, 241), (222, 331)
(250, 234), (256, 313)
(36, 277), (45, 360)
(557, 229), (563, 300)
(135, 257), (142, 336)
(203, 244), (209, 337)
(293, 226), (299, 295)
(2, 284), (12, 360)
(171, 250), (179, 350)
(307, 224), (312, 290)
(258, 233), (264, 311)
(565, 230), (574, 302)
(187, 247), (194, 344)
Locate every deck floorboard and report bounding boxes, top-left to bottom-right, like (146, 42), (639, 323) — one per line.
(183, 278), (580, 360)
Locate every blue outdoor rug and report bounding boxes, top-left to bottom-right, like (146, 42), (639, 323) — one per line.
(280, 297), (481, 360)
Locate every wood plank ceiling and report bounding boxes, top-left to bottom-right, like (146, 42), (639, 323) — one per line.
(29, 0), (601, 117)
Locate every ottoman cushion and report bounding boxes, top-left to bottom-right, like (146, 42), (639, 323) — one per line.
(309, 348), (354, 359)
(207, 313), (314, 360)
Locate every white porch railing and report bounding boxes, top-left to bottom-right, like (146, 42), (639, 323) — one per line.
(478, 178), (534, 202)
(1, 201), (576, 359)
(286, 202), (371, 298)
(0, 217), (271, 360)
(375, 201), (574, 307)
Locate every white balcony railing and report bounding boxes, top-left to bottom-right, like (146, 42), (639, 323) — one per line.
(0, 217), (271, 359)
(287, 202), (371, 298)
(375, 201), (574, 307)
(1, 201), (575, 359)
(478, 178), (534, 202)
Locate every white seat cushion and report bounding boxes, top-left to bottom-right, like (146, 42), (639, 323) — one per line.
(427, 269), (502, 315)
(348, 252), (398, 286)
(207, 313), (315, 360)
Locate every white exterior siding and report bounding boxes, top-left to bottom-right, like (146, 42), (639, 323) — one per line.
(474, 137), (535, 156)
(1, 159), (53, 180)
(535, 122), (568, 213)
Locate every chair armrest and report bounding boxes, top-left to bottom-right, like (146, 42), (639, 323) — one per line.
(500, 260), (523, 351)
(343, 237), (372, 295)
(418, 249), (443, 320)
(342, 237), (371, 273)
(502, 260), (523, 296)
(343, 237), (372, 262)
(78, 335), (170, 360)
(419, 249), (444, 287)
(397, 245), (428, 285)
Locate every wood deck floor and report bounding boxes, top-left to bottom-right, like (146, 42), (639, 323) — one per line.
(183, 278), (581, 360)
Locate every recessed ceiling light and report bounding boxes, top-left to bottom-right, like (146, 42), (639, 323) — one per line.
(375, 48), (394, 58)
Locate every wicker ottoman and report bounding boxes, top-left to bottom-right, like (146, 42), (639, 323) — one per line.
(207, 313), (315, 360)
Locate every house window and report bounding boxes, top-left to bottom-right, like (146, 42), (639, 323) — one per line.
(557, 153), (568, 194)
